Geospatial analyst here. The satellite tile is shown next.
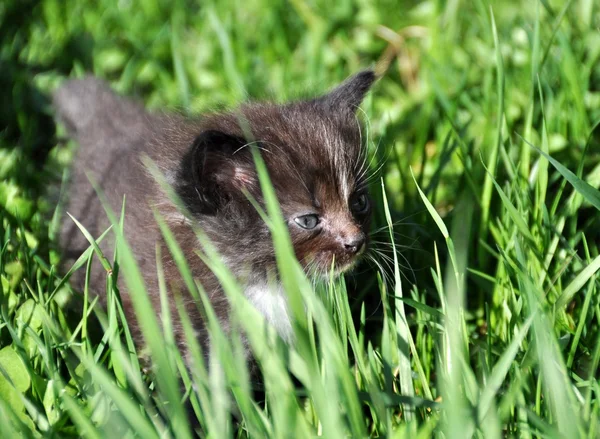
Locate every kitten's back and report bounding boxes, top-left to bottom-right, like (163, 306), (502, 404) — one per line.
(54, 78), (158, 292)
(53, 77), (152, 160)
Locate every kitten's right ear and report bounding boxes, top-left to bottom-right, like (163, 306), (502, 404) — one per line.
(178, 130), (256, 213)
(319, 70), (377, 113)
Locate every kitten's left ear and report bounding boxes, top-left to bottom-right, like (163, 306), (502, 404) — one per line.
(319, 70), (377, 113)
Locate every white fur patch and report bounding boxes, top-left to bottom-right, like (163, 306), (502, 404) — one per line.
(245, 283), (292, 341)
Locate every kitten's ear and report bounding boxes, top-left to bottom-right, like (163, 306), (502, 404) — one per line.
(319, 70), (377, 113)
(191, 130), (256, 190)
(179, 130), (256, 213)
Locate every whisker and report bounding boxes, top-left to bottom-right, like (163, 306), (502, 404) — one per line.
(364, 253), (393, 289)
(233, 140), (271, 155)
(369, 238), (421, 252)
(370, 221), (423, 234)
(368, 246), (418, 287)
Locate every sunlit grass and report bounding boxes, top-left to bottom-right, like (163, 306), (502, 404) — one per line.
(1, 0), (600, 437)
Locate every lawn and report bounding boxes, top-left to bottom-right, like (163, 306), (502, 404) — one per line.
(1, 0), (600, 437)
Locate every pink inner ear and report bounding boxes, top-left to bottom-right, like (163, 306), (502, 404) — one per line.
(232, 166), (254, 189)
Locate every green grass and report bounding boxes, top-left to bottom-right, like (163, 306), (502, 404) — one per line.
(2, 0), (600, 437)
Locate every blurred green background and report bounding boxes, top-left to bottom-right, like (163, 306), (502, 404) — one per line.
(3, 0), (599, 232)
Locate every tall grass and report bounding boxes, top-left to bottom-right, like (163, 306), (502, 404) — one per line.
(1, 0), (600, 437)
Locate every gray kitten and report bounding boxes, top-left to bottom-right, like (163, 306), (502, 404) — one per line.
(54, 71), (375, 359)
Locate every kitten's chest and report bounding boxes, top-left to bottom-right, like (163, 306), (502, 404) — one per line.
(245, 283), (292, 341)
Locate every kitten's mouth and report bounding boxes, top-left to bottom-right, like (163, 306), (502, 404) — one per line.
(302, 246), (365, 278)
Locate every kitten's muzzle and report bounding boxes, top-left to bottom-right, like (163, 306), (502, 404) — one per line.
(344, 233), (366, 255)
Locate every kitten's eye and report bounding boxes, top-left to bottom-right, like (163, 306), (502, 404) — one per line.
(294, 214), (320, 230)
(350, 193), (369, 214)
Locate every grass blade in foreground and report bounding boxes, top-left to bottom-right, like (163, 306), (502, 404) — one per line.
(411, 168), (472, 437)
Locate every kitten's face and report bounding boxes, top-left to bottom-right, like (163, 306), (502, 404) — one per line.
(177, 71), (375, 277)
(263, 104), (372, 276)
(285, 174), (370, 275)
(284, 181), (371, 276)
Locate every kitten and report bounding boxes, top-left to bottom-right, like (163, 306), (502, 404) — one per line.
(54, 70), (375, 359)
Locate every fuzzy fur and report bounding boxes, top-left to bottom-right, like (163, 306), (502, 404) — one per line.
(54, 71), (376, 360)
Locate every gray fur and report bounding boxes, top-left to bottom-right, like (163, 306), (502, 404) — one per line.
(54, 71), (376, 362)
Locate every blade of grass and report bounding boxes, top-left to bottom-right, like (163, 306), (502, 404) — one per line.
(522, 136), (600, 211)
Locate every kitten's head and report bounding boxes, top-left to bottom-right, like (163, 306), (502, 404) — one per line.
(177, 71), (376, 277)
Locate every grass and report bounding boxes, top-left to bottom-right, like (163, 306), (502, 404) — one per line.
(1, 0), (600, 437)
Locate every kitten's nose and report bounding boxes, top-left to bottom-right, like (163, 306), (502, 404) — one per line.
(344, 234), (366, 254)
